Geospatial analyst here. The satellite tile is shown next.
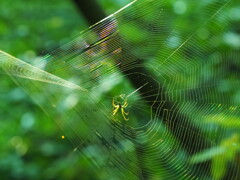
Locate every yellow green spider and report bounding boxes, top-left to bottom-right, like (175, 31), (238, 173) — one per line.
(112, 94), (129, 121)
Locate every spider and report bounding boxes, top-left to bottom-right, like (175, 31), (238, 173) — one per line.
(112, 94), (129, 121)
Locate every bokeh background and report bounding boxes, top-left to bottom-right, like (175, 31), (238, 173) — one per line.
(0, 0), (240, 179)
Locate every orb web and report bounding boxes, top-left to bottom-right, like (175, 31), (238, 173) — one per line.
(0, 0), (239, 179)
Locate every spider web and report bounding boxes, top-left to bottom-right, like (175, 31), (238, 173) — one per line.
(1, 0), (240, 179)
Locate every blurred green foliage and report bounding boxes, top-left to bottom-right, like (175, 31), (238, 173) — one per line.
(0, 0), (94, 179)
(0, 0), (240, 179)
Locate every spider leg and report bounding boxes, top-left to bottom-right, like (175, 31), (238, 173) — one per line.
(122, 101), (128, 108)
(121, 108), (129, 121)
(112, 99), (118, 108)
(113, 106), (119, 115)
